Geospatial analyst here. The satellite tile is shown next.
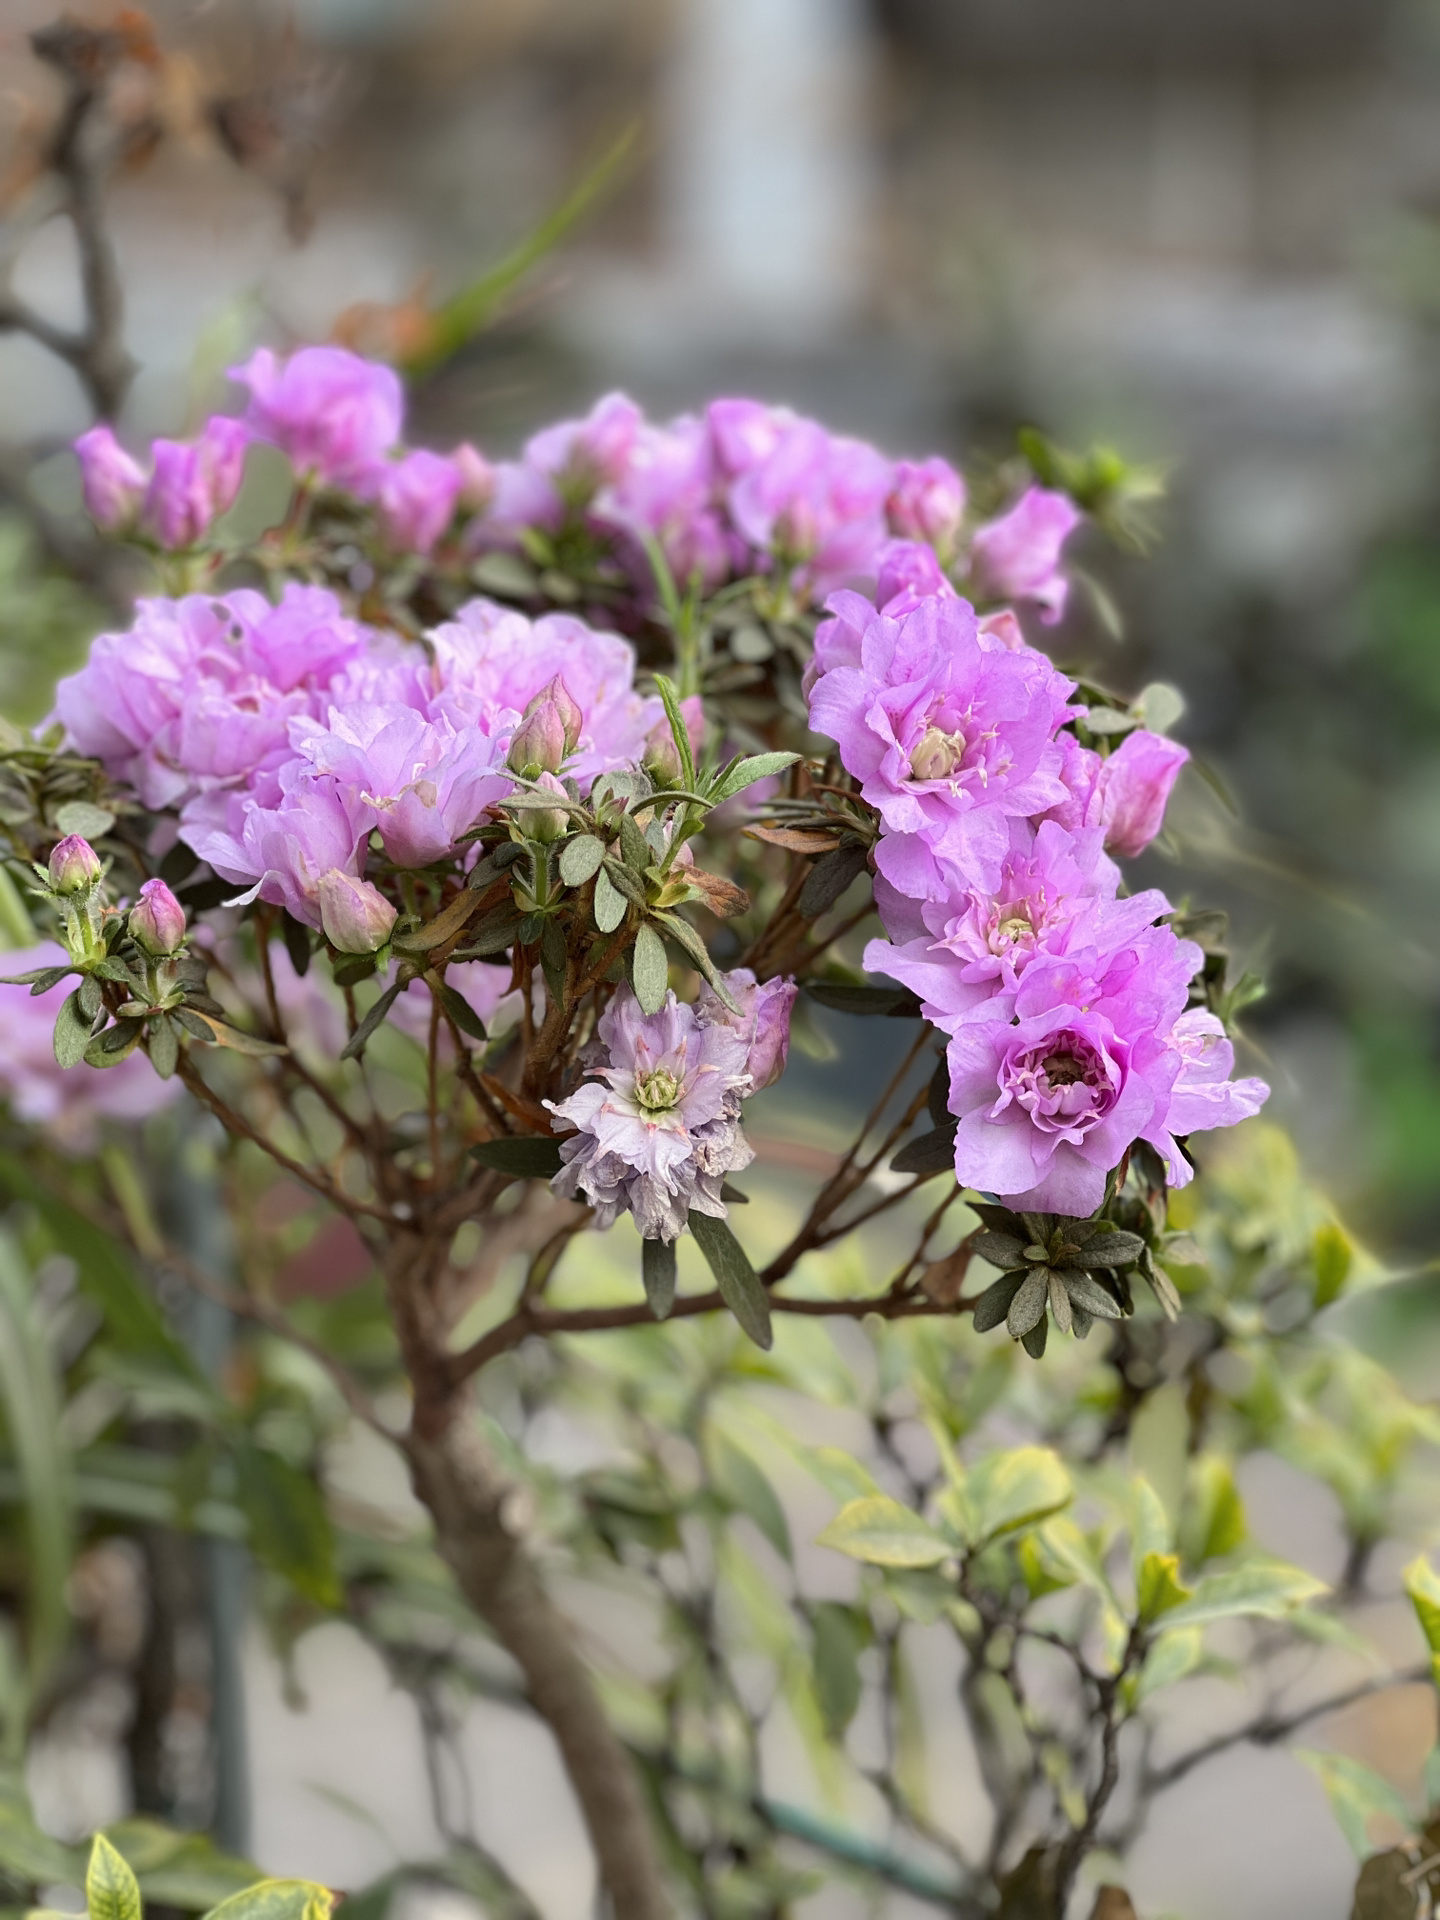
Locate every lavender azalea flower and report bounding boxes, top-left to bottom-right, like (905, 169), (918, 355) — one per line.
(374, 448), (462, 556)
(886, 456), (966, 556)
(230, 345), (403, 489)
(696, 969), (798, 1091)
(181, 774), (370, 928)
(288, 701), (513, 867)
(725, 412), (893, 598)
(1047, 728), (1190, 859)
(547, 989), (754, 1244)
(943, 928), (1264, 1214)
(967, 486), (1082, 625)
(807, 591), (1078, 902)
(54, 586), (369, 811)
(869, 822), (1173, 1031)
(140, 417), (249, 549)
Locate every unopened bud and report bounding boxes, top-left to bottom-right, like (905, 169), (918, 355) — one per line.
(130, 878), (187, 956)
(452, 442), (496, 515)
(48, 835), (102, 897)
(641, 717), (682, 785)
(317, 869), (397, 954)
(74, 425), (146, 535)
(508, 700), (568, 779)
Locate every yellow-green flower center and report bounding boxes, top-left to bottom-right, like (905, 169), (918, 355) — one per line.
(635, 1066), (681, 1113)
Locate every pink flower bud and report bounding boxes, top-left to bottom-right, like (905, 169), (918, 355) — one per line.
(74, 425), (146, 534)
(886, 457), (966, 553)
(48, 835), (101, 896)
(139, 417), (249, 549)
(130, 878), (186, 956)
(376, 448), (462, 556)
(452, 442), (496, 514)
(642, 717), (683, 784)
(508, 698), (569, 778)
(531, 675), (582, 754)
(317, 870), (397, 954)
(1092, 729), (1190, 859)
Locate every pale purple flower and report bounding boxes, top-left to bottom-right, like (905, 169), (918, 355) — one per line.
(74, 425), (146, 533)
(287, 701), (513, 868)
(547, 987), (754, 1243)
(944, 927), (1205, 1214)
(525, 392), (642, 501)
(968, 486), (1082, 625)
(874, 539), (958, 616)
(229, 346), (403, 489)
(593, 415), (733, 596)
(1046, 728), (1190, 859)
(0, 941), (180, 1149)
(130, 879), (186, 955)
(317, 870), (397, 953)
(181, 774), (370, 929)
(1164, 1008), (1269, 1136)
(887, 457), (965, 555)
(48, 835), (101, 896)
(869, 822), (1173, 1031)
(696, 969), (797, 1092)
(375, 448), (461, 556)
(425, 600), (667, 786)
(55, 586), (371, 812)
(807, 591), (1077, 904)
(726, 414), (893, 597)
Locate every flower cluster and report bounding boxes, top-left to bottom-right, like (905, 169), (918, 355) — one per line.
(548, 972), (797, 1244)
(54, 588), (681, 938)
(805, 577), (1267, 1215)
(75, 344), (1084, 619)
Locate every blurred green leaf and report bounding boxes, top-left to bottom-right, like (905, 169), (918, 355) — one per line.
(817, 1497), (952, 1569)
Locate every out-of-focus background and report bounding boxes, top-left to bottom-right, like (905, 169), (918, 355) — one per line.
(6, 1), (1440, 1913)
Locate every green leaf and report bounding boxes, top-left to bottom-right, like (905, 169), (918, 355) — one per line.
(233, 1444), (340, 1609)
(798, 842), (869, 920)
(708, 751), (800, 805)
(55, 800), (115, 839)
(470, 1136), (564, 1178)
(710, 1432), (791, 1559)
(1350, 1850), (1427, 1920)
(1404, 1556), (1440, 1686)
(651, 674), (697, 791)
(812, 1602), (869, 1741)
(53, 988), (93, 1068)
(0, 963), (73, 990)
(1297, 1750), (1414, 1859)
(436, 982), (487, 1043)
(1067, 1231), (1145, 1269)
(687, 1210), (772, 1349)
(972, 1271), (1026, 1333)
(593, 866), (627, 934)
(200, 1881), (334, 1920)
(178, 1011), (287, 1058)
(339, 983), (402, 1062)
(651, 910), (741, 1012)
(617, 811), (651, 874)
(641, 1236), (676, 1320)
(88, 1834), (142, 1920)
(558, 835), (605, 887)
(1312, 1221), (1353, 1308)
(148, 1016), (179, 1080)
(970, 1232), (1029, 1270)
(963, 1447), (1072, 1547)
(1136, 1551), (1193, 1622)
(1132, 1625), (1204, 1705)
(891, 1128), (957, 1176)
(816, 1496), (952, 1569)
(1161, 1559), (1328, 1631)
(630, 923), (669, 1016)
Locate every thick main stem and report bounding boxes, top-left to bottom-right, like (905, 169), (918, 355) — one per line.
(406, 1407), (672, 1919)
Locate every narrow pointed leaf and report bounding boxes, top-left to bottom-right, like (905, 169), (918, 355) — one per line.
(641, 1236), (677, 1320)
(688, 1210), (772, 1349)
(471, 1136), (564, 1178)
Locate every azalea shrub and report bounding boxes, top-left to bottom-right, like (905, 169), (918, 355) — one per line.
(0, 342), (1430, 1920)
